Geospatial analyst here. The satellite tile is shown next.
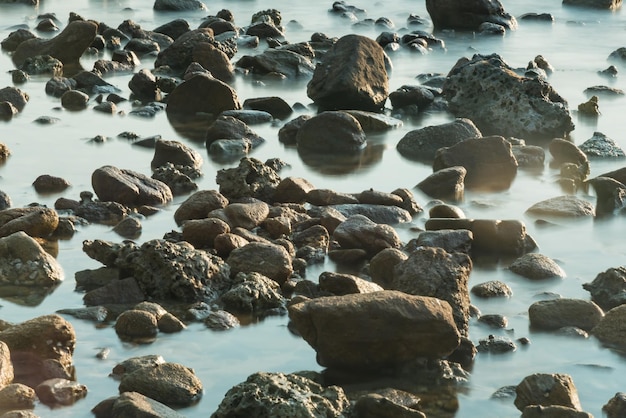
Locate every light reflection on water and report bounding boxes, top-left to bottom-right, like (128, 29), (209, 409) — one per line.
(0, 0), (626, 416)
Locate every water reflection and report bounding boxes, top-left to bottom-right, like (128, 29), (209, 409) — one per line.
(297, 143), (385, 175)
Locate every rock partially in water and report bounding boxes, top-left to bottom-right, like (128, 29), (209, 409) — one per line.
(154, 0), (207, 11)
(83, 277), (145, 306)
(111, 355), (165, 378)
(114, 309), (158, 342)
(416, 166), (466, 202)
(331, 204), (411, 224)
(204, 309), (240, 331)
(91, 165), (173, 207)
(0, 207), (59, 239)
(19, 54), (63, 77)
(227, 242), (292, 285)
(236, 48), (315, 79)
(118, 362), (203, 407)
(587, 176), (626, 217)
(220, 271), (286, 314)
(0, 383), (36, 410)
(243, 96), (292, 120)
(603, 392), (626, 418)
(591, 304), (626, 350)
(151, 139), (202, 170)
(0, 231), (63, 288)
(333, 214), (402, 258)
(477, 335), (516, 353)
(155, 28), (235, 73)
(92, 391), (186, 418)
(443, 54), (573, 139)
(318, 271), (383, 296)
(529, 299), (604, 331)
(288, 291), (460, 370)
(308, 34), (388, 111)
(0, 86), (29, 112)
(509, 253), (566, 280)
(426, 0), (518, 30)
(369, 248), (408, 288)
(526, 196), (595, 218)
(35, 378), (87, 406)
(212, 371), (349, 417)
(583, 266), (626, 311)
(205, 115), (265, 155)
(307, 189), (359, 206)
(216, 157), (281, 202)
(296, 111), (366, 154)
(580, 131), (626, 158)
(521, 405), (594, 418)
(174, 189), (229, 225)
(471, 280), (513, 298)
(1, 28), (36, 52)
(563, 0), (622, 9)
(414, 229), (473, 254)
(166, 73), (240, 117)
(112, 216), (142, 239)
(192, 42), (234, 82)
(353, 392), (427, 418)
(514, 373), (582, 411)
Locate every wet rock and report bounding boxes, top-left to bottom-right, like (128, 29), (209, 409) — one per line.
(521, 405), (593, 418)
(603, 392), (626, 418)
(0, 102), (18, 120)
(220, 271), (285, 314)
(155, 28), (235, 73)
(174, 189), (228, 225)
(0, 207), (59, 238)
(307, 189), (359, 206)
(428, 203), (465, 219)
(509, 253), (566, 280)
(154, 0), (206, 11)
(19, 55), (62, 77)
(512, 143), (546, 169)
(154, 18), (190, 40)
(0, 342), (12, 389)
(343, 110), (403, 132)
(583, 266), (626, 311)
(369, 248), (408, 288)
(204, 310), (240, 330)
(92, 165), (173, 206)
(236, 49), (315, 78)
(426, 0), (517, 30)
(211, 372), (349, 417)
(526, 196), (595, 218)
(331, 204), (411, 224)
(112, 217), (142, 239)
(0, 192), (10, 210)
(72, 70), (119, 95)
(273, 177), (315, 204)
(83, 277), (145, 306)
(414, 229), (472, 254)
(391, 246), (471, 335)
(353, 393), (426, 418)
(389, 85), (436, 110)
(166, 74), (240, 117)
(12, 21), (97, 74)
(592, 304), (626, 350)
(128, 69), (161, 102)
(205, 115), (265, 151)
(119, 362), (203, 407)
(182, 218), (230, 248)
(92, 391), (186, 418)
(577, 95), (600, 116)
(529, 298), (604, 331)
(443, 54), (573, 139)
(35, 378), (87, 406)
(478, 313), (507, 328)
(192, 42), (234, 82)
(0, 87), (29, 112)
(433, 136), (518, 191)
(515, 373), (582, 411)
(61, 90), (89, 110)
(220, 109), (273, 125)
(227, 242), (292, 285)
(288, 291), (460, 369)
(318, 271), (383, 295)
(333, 214), (402, 257)
(471, 280), (513, 298)
(296, 111), (366, 154)
(151, 139), (202, 170)
(278, 115), (310, 145)
(307, 34), (388, 111)
(215, 157), (281, 202)
(112, 355), (165, 377)
(477, 335), (516, 353)
(587, 176), (626, 217)
(0, 383), (36, 410)
(580, 132), (625, 158)
(243, 96), (292, 120)
(115, 310), (158, 341)
(563, 0), (621, 9)
(1, 28), (36, 52)
(0, 231), (63, 288)
(151, 163), (199, 196)
(0, 411), (40, 418)
(549, 138), (590, 171)
(57, 306), (108, 322)
(213, 232), (249, 258)
(416, 166), (466, 202)
(398, 118), (482, 162)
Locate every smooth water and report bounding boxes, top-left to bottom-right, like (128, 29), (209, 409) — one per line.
(0, 0), (625, 416)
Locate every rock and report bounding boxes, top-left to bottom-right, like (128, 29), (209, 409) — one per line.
(151, 139), (202, 170)
(288, 291), (460, 369)
(0, 342), (12, 389)
(307, 189), (359, 206)
(391, 246), (472, 335)
(296, 111), (366, 153)
(471, 280), (513, 298)
(227, 242), (292, 285)
(0, 383), (36, 410)
(509, 253), (566, 280)
(330, 204), (411, 224)
(19, 55), (63, 77)
(521, 405), (593, 418)
(236, 49), (315, 78)
(205, 115), (265, 150)
(416, 166), (466, 202)
(477, 335), (516, 353)
(514, 373), (582, 411)
(220, 271), (285, 314)
(0, 207), (59, 238)
(12, 21), (97, 75)
(273, 177), (315, 204)
(112, 355), (165, 377)
(0, 231), (63, 287)
(587, 176), (626, 217)
(211, 372), (349, 417)
(0, 87), (28, 112)
(114, 310), (158, 341)
(426, 0), (518, 30)
(154, 18), (191, 40)
(580, 132), (625, 158)
(192, 42), (234, 82)
(91, 165), (173, 206)
(443, 54), (574, 139)
(512, 144), (546, 169)
(0, 410), (40, 418)
(57, 306), (108, 322)
(318, 271), (383, 295)
(549, 138), (589, 170)
(428, 204), (465, 219)
(583, 266), (626, 311)
(603, 392), (626, 418)
(343, 110), (403, 132)
(93, 391), (186, 418)
(220, 109), (273, 125)
(307, 34), (389, 111)
(155, 28), (235, 73)
(35, 378), (87, 406)
(166, 74), (241, 117)
(389, 85), (436, 110)
(118, 362), (203, 407)
(128, 69), (161, 102)
(397, 118), (482, 162)
(414, 229), (472, 254)
(0, 102), (18, 120)
(1, 28), (36, 52)
(61, 90), (89, 110)
(213, 232), (249, 258)
(278, 115), (310, 145)
(182, 218), (230, 248)
(526, 196), (595, 218)
(333, 214), (402, 257)
(529, 298), (604, 331)
(592, 304), (626, 350)
(112, 217), (142, 239)
(83, 277), (145, 306)
(353, 393), (427, 418)
(243, 96), (292, 120)
(204, 310), (240, 330)
(154, 0), (207, 11)
(577, 95), (600, 116)
(0, 191), (10, 210)
(174, 189), (229, 225)
(563, 0), (621, 8)
(433, 136), (518, 191)
(369, 248), (408, 288)
(215, 157), (281, 202)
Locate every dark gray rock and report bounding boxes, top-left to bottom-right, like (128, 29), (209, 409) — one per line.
(215, 157), (281, 202)
(509, 253), (566, 280)
(296, 111), (366, 154)
(220, 271), (286, 314)
(583, 266), (626, 311)
(0, 86), (29, 112)
(236, 49), (315, 78)
(154, 0), (206, 11)
(588, 176), (626, 217)
(91, 165), (172, 206)
(580, 132), (625, 158)
(603, 392), (626, 418)
(515, 373), (582, 411)
(35, 378), (87, 406)
(426, 0), (518, 30)
(166, 73), (240, 117)
(563, 0), (621, 9)
(129, 69), (161, 102)
(333, 214), (402, 257)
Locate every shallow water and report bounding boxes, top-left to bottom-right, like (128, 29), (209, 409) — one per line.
(0, 0), (626, 416)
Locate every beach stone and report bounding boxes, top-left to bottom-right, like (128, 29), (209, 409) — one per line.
(296, 111), (366, 154)
(191, 42), (234, 82)
(549, 138), (589, 168)
(477, 335), (516, 353)
(0, 87), (28, 112)
(93, 391), (186, 418)
(182, 218), (230, 249)
(433, 136), (518, 190)
(0, 342), (12, 389)
(333, 214), (402, 257)
(397, 118), (482, 162)
(72, 70), (118, 95)
(83, 277), (145, 306)
(112, 217), (142, 239)
(343, 110), (403, 132)
(426, 0), (518, 30)
(511, 144), (545, 169)
(603, 392), (626, 418)
(154, 18), (190, 40)
(0, 102), (18, 119)
(154, 0), (206, 11)
(119, 362), (202, 407)
(598, 166), (626, 186)
(514, 373), (582, 411)
(443, 53), (573, 139)
(174, 189), (229, 225)
(526, 196), (595, 218)
(60, 90), (89, 110)
(307, 189), (359, 206)
(278, 115), (310, 145)
(92, 165), (172, 206)
(0, 411), (40, 418)
(112, 355), (165, 378)
(220, 271), (285, 314)
(166, 73), (240, 117)
(220, 109), (273, 125)
(243, 96), (292, 120)
(389, 84), (436, 110)
(307, 34), (388, 111)
(330, 204), (411, 224)
(1, 28), (36, 52)
(204, 309), (240, 330)
(414, 229), (473, 254)
(151, 139), (202, 170)
(128, 69), (160, 102)
(0, 191), (10, 210)
(587, 176), (626, 217)
(563, 0), (622, 8)
(521, 405), (593, 418)
(12, 21), (97, 74)
(205, 115), (265, 150)
(19, 55), (62, 77)
(211, 372), (349, 417)
(155, 28), (235, 72)
(273, 177), (315, 204)
(369, 248), (408, 288)
(353, 393), (426, 418)
(0, 207), (59, 238)
(416, 166), (466, 202)
(236, 49), (315, 78)
(227, 242), (292, 285)
(35, 378), (87, 406)
(288, 291), (460, 369)
(114, 310), (158, 340)
(509, 253), (566, 280)
(471, 280), (513, 298)
(213, 233), (249, 258)
(580, 131), (625, 158)
(0, 383), (35, 410)
(428, 204), (465, 219)
(592, 304), (626, 350)
(529, 298), (604, 331)
(0, 231), (63, 287)
(583, 266), (626, 311)
(318, 271), (383, 295)
(216, 157), (281, 202)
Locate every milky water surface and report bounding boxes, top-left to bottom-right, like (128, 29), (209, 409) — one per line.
(0, 0), (626, 417)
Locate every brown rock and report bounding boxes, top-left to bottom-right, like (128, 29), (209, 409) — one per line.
(182, 217), (230, 248)
(91, 165), (173, 207)
(515, 373), (582, 411)
(0, 207), (59, 238)
(166, 73), (241, 117)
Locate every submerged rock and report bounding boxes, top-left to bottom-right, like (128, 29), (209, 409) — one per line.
(529, 298), (604, 331)
(508, 253), (566, 280)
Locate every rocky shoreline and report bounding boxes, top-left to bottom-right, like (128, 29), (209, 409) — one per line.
(0, 0), (626, 417)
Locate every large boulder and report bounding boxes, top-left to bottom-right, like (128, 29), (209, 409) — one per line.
(288, 291), (460, 370)
(443, 54), (574, 139)
(92, 165), (173, 206)
(426, 0), (518, 30)
(296, 111), (366, 154)
(307, 34), (389, 112)
(166, 74), (241, 117)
